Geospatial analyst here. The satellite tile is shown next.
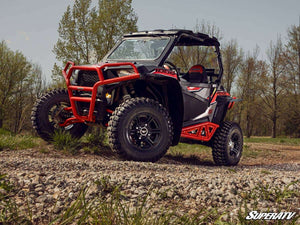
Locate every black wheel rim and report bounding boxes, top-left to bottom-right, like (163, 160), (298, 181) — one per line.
(48, 102), (74, 130)
(127, 113), (161, 150)
(228, 131), (242, 158)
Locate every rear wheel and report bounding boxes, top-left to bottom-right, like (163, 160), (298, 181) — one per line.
(107, 97), (173, 162)
(212, 122), (243, 166)
(31, 89), (88, 142)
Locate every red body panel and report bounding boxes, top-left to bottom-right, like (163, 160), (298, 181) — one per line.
(181, 122), (219, 141)
(228, 97), (236, 109)
(210, 91), (230, 103)
(152, 68), (178, 79)
(187, 87), (201, 91)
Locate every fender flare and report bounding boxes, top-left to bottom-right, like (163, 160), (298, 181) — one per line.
(142, 75), (183, 146)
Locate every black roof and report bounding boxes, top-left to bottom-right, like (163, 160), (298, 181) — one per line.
(123, 29), (220, 47)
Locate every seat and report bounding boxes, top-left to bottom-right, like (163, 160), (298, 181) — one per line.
(182, 65), (208, 83)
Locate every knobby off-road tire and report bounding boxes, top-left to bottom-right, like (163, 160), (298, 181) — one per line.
(212, 121), (243, 166)
(107, 97), (173, 162)
(31, 89), (88, 142)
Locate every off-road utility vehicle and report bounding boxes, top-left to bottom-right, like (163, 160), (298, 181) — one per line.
(32, 29), (243, 166)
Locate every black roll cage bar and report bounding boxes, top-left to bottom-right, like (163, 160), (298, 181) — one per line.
(103, 29), (224, 83)
(215, 45), (223, 84)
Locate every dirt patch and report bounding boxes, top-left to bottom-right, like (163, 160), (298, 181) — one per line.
(161, 142), (300, 167)
(240, 142), (300, 166)
(3, 141), (299, 168)
(246, 143), (300, 151)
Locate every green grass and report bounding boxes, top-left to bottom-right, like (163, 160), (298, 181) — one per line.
(168, 140), (270, 162)
(170, 137), (300, 158)
(168, 143), (211, 158)
(81, 127), (111, 154)
(84, 127), (107, 146)
(241, 144), (261, 158)
(167, 137), (299, 163)
(51, 129), (81, 154)
(244, 137), (300, 145)
(240, 180), (300, 204)
(170, 142), (210, 154)
(167, 143), (213, 165)
(0, 132), (37, 151)
(0, 128), (11, 135)
(50, 127), (112, 155)
(1, 128), (298, 166)
(260, 169), (272, 175)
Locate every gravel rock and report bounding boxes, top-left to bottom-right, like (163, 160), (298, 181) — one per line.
(0, 149), (299, 223)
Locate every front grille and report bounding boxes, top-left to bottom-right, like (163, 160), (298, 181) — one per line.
(77, 70), (99, 87)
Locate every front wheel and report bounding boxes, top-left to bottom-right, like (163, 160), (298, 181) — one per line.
(212, 122), (243, 166)
(107, 97), (173, 162)
(31, 89), (88, 142)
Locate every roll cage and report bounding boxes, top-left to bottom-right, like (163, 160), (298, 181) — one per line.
(102, 29), (224, 84)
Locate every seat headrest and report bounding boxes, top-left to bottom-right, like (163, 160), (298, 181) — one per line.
(189, 65), (204, 74)
(187, 64), (208, 83)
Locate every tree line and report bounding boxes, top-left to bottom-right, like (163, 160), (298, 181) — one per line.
(0, 0), (299, 138)
(0, 41), (46, 133)
(225, 25), (300, 138)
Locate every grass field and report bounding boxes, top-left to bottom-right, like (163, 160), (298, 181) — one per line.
(0, 129), (38, 151)
(170, 136), (299, 155)
(0, 128), (299, 165)
(244, 137), (300, 145)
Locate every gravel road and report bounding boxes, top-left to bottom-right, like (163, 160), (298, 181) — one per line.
(0, 148), (299, 223)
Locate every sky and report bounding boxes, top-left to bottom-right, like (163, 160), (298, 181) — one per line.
(0, 0), (299, 82)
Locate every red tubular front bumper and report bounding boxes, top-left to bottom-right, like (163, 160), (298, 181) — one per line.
(60, 61), (140, 127)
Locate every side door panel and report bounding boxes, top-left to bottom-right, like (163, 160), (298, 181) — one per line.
(181, 87), (209, 122)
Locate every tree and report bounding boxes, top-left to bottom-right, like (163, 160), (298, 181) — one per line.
(236, 48), (264, 138)
(285, 24), (300, 93)
(52, 0), (138, 85)
(0, 41), (46, 133)
(10, 64), (45, 133)
(282, 24), (300, 137)
(0, 41), (30, 129)
(257, 38), (287, 138)
(221, 39), (243, 94)
(91, 0), (138, 62)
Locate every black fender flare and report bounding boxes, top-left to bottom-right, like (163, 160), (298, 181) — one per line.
(140, 74), (183, 146)
(166, 79), (183, 145)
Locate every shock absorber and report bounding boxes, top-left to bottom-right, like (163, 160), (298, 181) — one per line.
(128, 83), (135, 96)
(122, 85), (131, 101)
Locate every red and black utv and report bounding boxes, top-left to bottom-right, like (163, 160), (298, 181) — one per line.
(32, 29), (243, 165)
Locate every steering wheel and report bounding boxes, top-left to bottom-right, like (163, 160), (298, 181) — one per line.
(163, 61), (180, 80)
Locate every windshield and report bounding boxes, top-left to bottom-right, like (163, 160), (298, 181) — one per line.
(108, 37), (170, 60)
